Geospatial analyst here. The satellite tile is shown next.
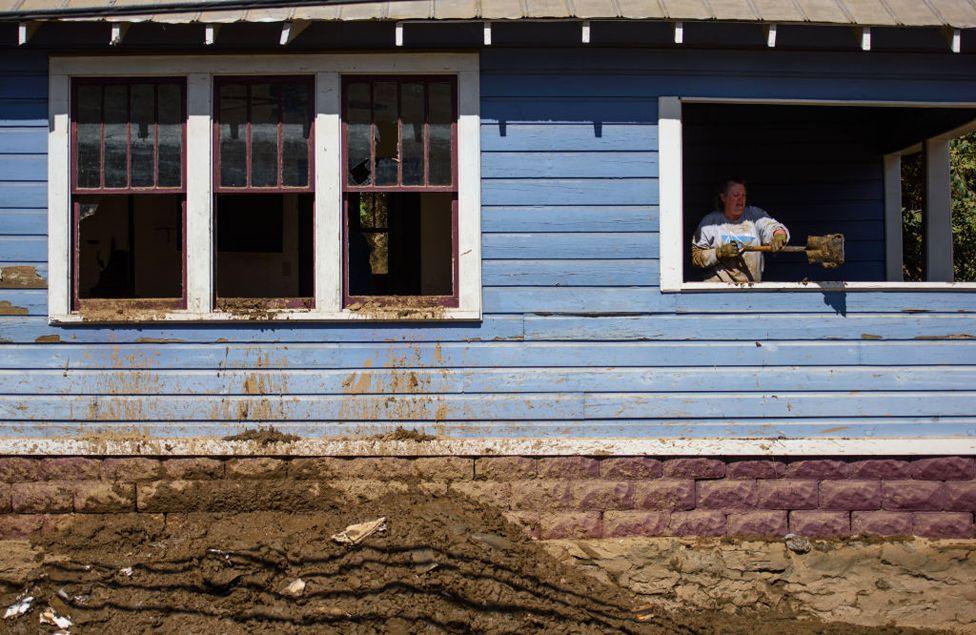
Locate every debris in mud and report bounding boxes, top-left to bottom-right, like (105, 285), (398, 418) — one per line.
(373, 426), (436, 442)
(3, 592), (33, 619)
(283, 578), (306, 597)
(222, 426), (301, 446)
(39, 606), (73, 629)
(0, 489), (939, 634)
(785, 534), (812, 554)
(118, 567), (133, 577)
(331, 517), (387, 545)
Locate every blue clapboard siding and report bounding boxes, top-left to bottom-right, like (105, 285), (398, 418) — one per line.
(2, 47), (976, 442)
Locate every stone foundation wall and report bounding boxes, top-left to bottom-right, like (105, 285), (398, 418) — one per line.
(1, 455), (974, 540)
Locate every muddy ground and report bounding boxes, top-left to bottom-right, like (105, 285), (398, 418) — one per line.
(0, 489), (937, 634)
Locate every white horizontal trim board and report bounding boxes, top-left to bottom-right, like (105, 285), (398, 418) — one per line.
(47, 54), (482, 323)
(0, 436), (973, 457)
(658, 95), (976, 292)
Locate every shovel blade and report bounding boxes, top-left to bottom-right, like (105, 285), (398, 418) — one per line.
(805, 234), (845, 269)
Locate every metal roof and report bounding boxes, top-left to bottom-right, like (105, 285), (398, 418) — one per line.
(2, 0), (975, 28)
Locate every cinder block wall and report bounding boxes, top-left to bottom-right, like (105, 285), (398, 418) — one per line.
(1, 456), (974, 540)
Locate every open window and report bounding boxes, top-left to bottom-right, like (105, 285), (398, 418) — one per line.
(213, 76), (314, 310)
(71, 79), (186, 311)
(342, 77), (458, 307)
(659, 97), (976, 291)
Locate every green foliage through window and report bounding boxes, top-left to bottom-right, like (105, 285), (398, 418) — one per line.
(901, 131), (976, 282)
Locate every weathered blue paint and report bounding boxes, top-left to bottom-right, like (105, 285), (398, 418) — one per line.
(1, 46), (976, 442)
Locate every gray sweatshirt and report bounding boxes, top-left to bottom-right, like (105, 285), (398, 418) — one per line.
(691, 206), (789, 283)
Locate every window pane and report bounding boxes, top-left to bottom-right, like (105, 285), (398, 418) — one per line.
(347, 192), (453, 296)
(401, 82), (425, 185)
(103, 84), (129, 188)
(77, 194), (183, 299)
(374, 82), (398, 185)
(130, 84), (155, 188)
(219, 84), (247, 188)
(216, 193), (314, 299)
(346, 82), (372, 186)
(428, 83), (452, 186)
(281, 82), (310, 187)
(157, 83), (182, 188)
(76, 85), (102, 188)
(250, 83), (280, 187)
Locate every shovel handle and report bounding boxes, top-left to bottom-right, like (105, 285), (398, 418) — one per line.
(739, 245), (806, 253)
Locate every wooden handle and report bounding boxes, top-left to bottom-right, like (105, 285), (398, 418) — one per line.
(740, 245), (806, 253)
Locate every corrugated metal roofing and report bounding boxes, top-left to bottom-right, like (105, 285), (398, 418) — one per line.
(2, 0), (975, 28)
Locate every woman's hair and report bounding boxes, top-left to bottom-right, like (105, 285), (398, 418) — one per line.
(713, 177), (746, 211)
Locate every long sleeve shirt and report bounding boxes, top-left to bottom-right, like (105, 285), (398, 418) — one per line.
(690, 206), (789, 283)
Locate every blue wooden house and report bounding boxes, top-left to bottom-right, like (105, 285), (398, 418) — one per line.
(1, 0), (976, 537)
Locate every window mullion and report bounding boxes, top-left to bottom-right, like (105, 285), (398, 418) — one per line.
(185, 73), (214, 313)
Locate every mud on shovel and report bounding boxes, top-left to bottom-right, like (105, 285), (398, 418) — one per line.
(735, 234), (845, 269)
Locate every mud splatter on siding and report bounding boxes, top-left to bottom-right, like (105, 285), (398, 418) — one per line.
(0, 265), (46, 289)
(0, 300), (28, 315)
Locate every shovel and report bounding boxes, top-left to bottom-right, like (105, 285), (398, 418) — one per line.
(737, 234), (845, 269)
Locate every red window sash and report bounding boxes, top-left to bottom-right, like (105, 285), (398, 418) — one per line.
(340, 76), (460, 309)
(212, 75), (315, 194)
(70, 77), (187, 195)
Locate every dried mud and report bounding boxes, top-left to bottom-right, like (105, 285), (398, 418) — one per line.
(1, 489), (937, 634)
(223, 426), (302, 446)
(370, 426), (437, 442)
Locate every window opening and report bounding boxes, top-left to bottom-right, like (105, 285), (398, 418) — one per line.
(342, 77), (458, 307)
(214, 193), (313, 306)
(213, 77), (315, 309)
(70, 79), (186, 310)
(679, 102), (976, 286)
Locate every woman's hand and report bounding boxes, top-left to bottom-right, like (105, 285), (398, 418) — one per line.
(769, 231), (788, 252)
(716, 242), (740, 262)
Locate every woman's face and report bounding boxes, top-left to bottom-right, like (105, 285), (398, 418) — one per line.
(720, 183), (747, 219)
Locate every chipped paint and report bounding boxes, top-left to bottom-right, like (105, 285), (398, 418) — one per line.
(914, 333), (975, 340)
(0, 300), (28, 315)
(860, 333), (882, 340)
(135, 337), (186, 343)
(0, 265), (46, 289)
(34, 334), (61, 343)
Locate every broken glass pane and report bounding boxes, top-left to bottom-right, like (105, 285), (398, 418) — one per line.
(374, 82), (399, 185)
(250, 83), (280, 187)
(103, 84), (128, 188)
(428, 83), (452, 186)
(219, 83), (247, 187)
(157, 83), (182, 188)
(130, 83), (155, 188)
(281, 82), (310, 187)
(346, 82), (371, 186)
(76, 84), (102, 188)
(401, 82), (425, 185)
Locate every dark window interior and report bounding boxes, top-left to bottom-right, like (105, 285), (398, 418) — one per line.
(76, 194), (183, 299)
(215, 193), (313, 299)
(347, 192), (453, 296)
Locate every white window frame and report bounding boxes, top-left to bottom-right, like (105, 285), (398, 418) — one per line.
(48, 54), (482, 322)
(658, 96), (976, 292)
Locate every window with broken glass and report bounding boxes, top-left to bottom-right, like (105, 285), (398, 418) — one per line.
(213, 76), (314, 310)
(342, 77), (458, 307)
(71, 78), (187, 310)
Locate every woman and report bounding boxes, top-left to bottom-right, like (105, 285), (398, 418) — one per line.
(690, 178), (789, 283)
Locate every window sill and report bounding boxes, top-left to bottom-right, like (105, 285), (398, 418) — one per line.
(666, 281), (976, 293)
(49, 308), (482, 324)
